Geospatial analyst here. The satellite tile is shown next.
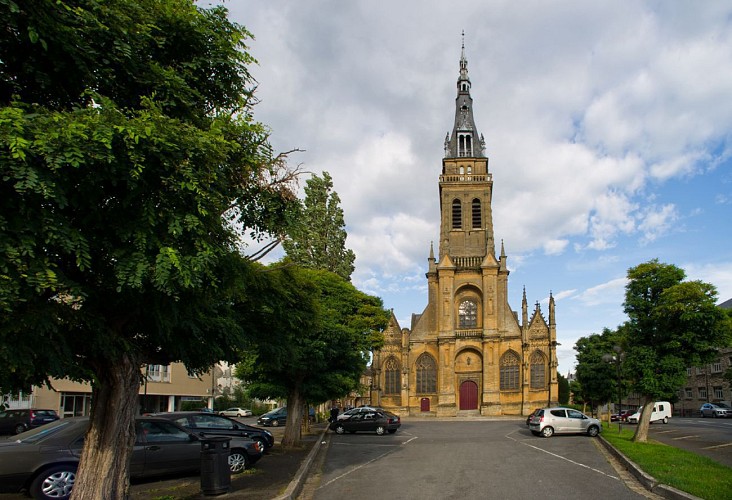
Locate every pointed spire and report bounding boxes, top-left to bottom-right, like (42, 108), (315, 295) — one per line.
(445, 32), (483, 159)
(429, 241), (435, 260)
(500, 239), (506, 258)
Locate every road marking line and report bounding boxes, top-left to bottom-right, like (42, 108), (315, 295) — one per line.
(505, 430), (620, 481)
(702, 442), (732, 450)
(672, 435), (700, 441)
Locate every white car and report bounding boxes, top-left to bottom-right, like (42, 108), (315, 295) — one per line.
(219, 407), (253, 417)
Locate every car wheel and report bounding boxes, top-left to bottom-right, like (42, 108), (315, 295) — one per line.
(255, 438), (268, 452)
(375, 425), (386, 435)
(271, 419), (280, 427)
(30, 464), (77, 500)
(587, 425), (599, 437)
(335, 425), (346, 434)
(228, 449), (249, 473)
(662, 417), (668, 424)
(14, 423), (26, 434)
(541, 426), (554, 438)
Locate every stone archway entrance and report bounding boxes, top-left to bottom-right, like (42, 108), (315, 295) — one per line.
(459, 380), (478, 410)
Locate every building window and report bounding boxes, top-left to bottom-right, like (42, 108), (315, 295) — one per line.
(416, 354), (437, 393)
(500, 351), (520, 390)
(714, 387), (724, 400)
(699, 387), (707, 399)
(686, 367), (692, 376)
(147, 365), (171, 383)
(685, 388), (693, 398)
(384, 357), (400, 395)
(471, 198), (481, 228)
(530, 351), (546, 389)
(452, 199), (462, 229)
(458, 300), (477, 328)
(712, 361), (722, 373)
(458, 133), (473, 157)
(695, 367), (703, 375)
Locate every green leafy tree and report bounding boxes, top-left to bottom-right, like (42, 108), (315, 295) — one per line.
(0, 1), (299, 497)
(623, 260), (732, 442)
(236, 265), (388, 446)
(557, 371), (570, 405)
(282, 171), (356, 280)
(574, 328), (623, 414)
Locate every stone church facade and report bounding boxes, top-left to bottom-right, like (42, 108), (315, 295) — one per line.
(369, 44), (558, 417)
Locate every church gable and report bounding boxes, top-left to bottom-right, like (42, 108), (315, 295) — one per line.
(528, 305), (549, 338)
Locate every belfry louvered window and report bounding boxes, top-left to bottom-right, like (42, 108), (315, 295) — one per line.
(416, 354), (437, 393)
(472, 198), (481, 228)
(384, 357), (400, 395)
(452, 199), (462, 229)
(500, 352), (520, 390)
(458, 132), (472, 157)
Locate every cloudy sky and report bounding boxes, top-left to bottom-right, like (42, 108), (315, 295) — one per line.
(224, 0), (732, 374)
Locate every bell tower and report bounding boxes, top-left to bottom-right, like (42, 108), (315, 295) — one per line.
(439, 35), (495, 263)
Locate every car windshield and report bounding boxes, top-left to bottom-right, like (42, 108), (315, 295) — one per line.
(13, 419), (81, 444)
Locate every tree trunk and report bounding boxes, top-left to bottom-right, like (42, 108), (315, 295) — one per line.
(281, 387), (303, 448)
(632, 395), (654, 443)
(71, 352), (142, 500)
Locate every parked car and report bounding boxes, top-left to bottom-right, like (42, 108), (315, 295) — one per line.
(0, 409), (59, 435)
(627, 401), (672, 424)
(0, 416), (261, 500)
(610, 410), (635, 422)
(336, 406), (383, 421)
(525, 408), (541, 426)
(218, 407), (252, 418)
(257, 407), (315, 427)
(699, 402), (732, 418)
(329, 409), (400, 435)
(149, 411), (274, 451)
(528, 408), (601, 438)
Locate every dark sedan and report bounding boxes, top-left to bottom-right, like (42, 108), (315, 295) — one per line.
(0, 416), (261, 500)
(149, 411), (275, 452)
(329, 409), (400, 435)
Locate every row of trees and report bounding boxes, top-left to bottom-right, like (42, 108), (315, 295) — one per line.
(0, 1), (386, 497)
(573, 260), (732, 442)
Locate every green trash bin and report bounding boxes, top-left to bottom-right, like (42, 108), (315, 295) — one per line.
(200, 435), (232, 495)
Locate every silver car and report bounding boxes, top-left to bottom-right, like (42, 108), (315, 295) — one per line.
(699, 402), (732, 418)
(529, 407), (601, 438)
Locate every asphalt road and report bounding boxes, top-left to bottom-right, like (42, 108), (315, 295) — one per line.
(310, 419), (651, 500)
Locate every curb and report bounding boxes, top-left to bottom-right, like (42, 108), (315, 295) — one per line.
(598, 436), (701, 500)
(272, 425), (329, 500)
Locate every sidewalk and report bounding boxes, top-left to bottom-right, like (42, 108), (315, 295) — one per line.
(128, 422), (329, 500)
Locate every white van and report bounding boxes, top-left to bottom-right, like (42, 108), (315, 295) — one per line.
(627, 401), (672, 424)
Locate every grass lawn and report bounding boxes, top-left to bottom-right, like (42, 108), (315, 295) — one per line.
(601, 422), (732, 499)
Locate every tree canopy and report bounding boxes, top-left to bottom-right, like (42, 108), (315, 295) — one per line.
(1, 1), (299, 497)
(622, 260), (731, 442)
(282, 171), (356, 280)
(236, 264), (388, 446)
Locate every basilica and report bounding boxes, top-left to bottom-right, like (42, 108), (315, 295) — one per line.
(369, 44), (558, 417)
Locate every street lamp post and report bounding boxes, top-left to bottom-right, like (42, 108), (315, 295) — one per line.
(603, 346), (624, 420)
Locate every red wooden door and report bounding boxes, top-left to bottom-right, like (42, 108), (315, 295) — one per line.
(459, 380), (478, 410)
(420, 397), (430, 412)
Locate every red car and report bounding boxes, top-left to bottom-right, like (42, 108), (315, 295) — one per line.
(611, 410), (634, 422)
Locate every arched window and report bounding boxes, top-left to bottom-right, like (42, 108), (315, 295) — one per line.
(471, 198), (481, 228)
(384, 357), (400, 395)
(500, 351), (520, 390)
(452, 199), (462, 229)
(530, 351), (546, 389)
(458, 300), (477, 328)
(416, 354), (437, 393)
